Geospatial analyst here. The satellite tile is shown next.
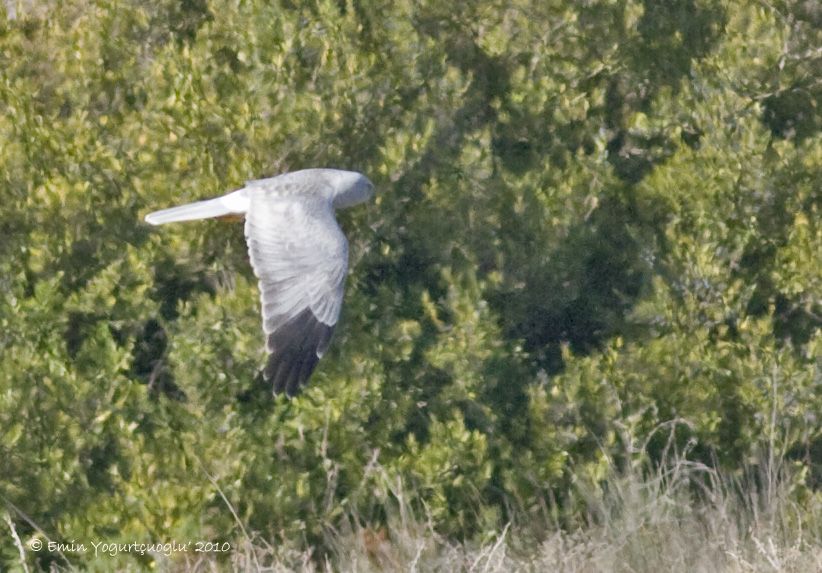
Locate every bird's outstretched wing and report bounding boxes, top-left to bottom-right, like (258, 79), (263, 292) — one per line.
(245, 192), (348, 397)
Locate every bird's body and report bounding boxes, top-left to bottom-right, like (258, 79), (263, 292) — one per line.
(145, 168), (374, 396)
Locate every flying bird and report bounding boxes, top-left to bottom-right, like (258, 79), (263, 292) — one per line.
(144, 169), (374, 397)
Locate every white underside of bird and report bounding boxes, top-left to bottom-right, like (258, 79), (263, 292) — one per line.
(144, 168), (374, 397)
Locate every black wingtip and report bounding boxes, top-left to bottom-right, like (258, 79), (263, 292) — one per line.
(264, 308), (335, 397)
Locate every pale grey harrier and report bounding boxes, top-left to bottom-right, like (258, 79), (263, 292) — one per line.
(144, 169), (374, 397)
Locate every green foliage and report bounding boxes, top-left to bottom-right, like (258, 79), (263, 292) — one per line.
(0, 0), (819, 569)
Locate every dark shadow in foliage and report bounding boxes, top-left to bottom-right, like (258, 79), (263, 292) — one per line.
(352, 16), (517, 452)
(485, 2), (722, 363)
(606, 129), (677, 184)
(772, 294), (821, 347)
(165, 0), (213, 46)
(59, 236), (102, 292)
(483, 0), (724, 373)
(489, 191), (651, 375)
(82, 439), (119, 494)
(150, 257), (218, 321)
(736, 168), (821, 346)
(358, 241), (454, 445)
(790, 435), (822, 490)
(479, 356), (535, 517)
(387, 11), (510, 207)
(602, 0), (726, 183)
(680, 123), (704, 149)
(130, 318), (186, 401)
(492, 111), (597, 177)
(745, 266), (821, 349)
(760, 0), (821, 143)
(352, 5), (657, 468)
(132, 258), (219, 401)
(485, 0), (726, 368)
(235, 369), (276, 407)
(633, 0), (726, 87)
(65, 311), (98, 359)
(763, 87), (821, 143)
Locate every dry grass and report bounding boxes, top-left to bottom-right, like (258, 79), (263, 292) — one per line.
(13, 462), (821, 572)
(189, 454), (821, 573)
(13, 427), (821, 572)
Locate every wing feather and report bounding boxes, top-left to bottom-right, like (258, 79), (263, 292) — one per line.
(145, 189), (249, 225)
(245, 192), (347, 396)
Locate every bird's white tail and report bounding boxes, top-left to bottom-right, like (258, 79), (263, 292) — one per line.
(144, 189), (249, 225)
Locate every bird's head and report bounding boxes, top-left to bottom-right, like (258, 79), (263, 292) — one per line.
(326, 169), (374, 209)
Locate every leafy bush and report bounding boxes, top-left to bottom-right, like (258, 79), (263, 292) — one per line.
(0, 0), (819, 569)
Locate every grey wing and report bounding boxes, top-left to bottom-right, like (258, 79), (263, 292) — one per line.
(244, 194), (348, 396)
